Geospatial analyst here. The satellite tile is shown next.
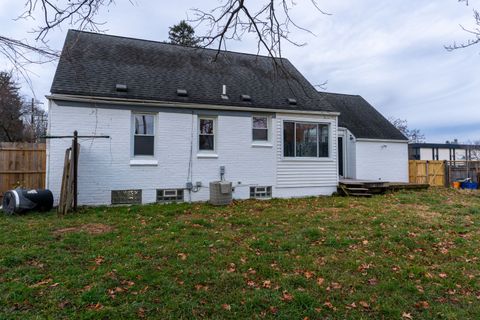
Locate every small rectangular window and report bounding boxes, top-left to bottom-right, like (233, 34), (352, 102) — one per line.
(157, 189), (184, 203)
(134, 114), (155, 156)
(283, 121), (329, 158)
(111, 190), (142, 205)
(250, 186), (272, 199)
(252, 116), (269, 141)
(199, 117), (215, 151)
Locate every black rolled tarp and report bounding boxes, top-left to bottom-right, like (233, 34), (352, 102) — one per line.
(2, 189), (54, 215)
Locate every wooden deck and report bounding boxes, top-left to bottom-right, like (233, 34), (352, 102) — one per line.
(338, 179), (429, 197)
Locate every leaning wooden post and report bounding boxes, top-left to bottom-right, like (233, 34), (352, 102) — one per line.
(72, 130), (78, 211)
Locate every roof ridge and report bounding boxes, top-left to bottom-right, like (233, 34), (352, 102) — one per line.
(68, 29), (290, 62)
(318, 91), (361, 98)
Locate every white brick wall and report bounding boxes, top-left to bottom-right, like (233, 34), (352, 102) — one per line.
(355, 140), (409, 182)
(47, 101), (338, 205)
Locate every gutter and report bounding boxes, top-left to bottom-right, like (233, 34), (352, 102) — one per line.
(46, 94), (341, 117)
(356, 138), (409, 143)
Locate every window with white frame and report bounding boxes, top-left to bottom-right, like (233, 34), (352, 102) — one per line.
(252, 116), (269, 141)
(283, 121), (329, 158)
(157, 189), (184, 203)
(198, 117), (215, 151)
(133, 114), (155, 156)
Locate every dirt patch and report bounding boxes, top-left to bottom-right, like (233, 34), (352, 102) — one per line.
(53, 223), (114, 235)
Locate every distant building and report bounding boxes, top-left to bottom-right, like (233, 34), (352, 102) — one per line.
(409, 141), (479, 161)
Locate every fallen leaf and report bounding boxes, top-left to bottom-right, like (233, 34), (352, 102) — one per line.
(246, 280), (256, 287)
(304, 271), (314, 279)
(177, 253), (188, 261)
(137, 307), (146, 318)
(221, 304), (231, 311)
(269, 306), (278, 314)
(30, 278), (52, 288)
(94, 256), (105, 265)
(346, 302), (357, 309)
(262, 280), (272, 289)
(415, 301), (429, 309)
(368, 278), (378, 286)
(402, 312), (413, 319)
(87, 303), (104, 311)
(227, 263), (236, 273)
(316, 277), (325, 286)
(439, 273), (448, 279)
(281, 291), (293, 302)
(324, 301), (336, 310)
(359, 301), (370, 309)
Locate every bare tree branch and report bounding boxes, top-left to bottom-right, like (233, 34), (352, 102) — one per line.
(191, 0), (330, 59)
(446, 1), (480, 51)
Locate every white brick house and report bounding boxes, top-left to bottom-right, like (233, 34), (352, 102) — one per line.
(46, 30), (408, 206)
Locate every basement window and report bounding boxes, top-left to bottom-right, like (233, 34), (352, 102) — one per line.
(250, 186), (272, 199)
(157, 189), (184, 203)
(111, 189), (142, 205)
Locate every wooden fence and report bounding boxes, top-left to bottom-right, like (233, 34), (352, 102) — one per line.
(446, 161), (480, 184)
(409, 160), (446, 187)
(0, 142), (46, 201)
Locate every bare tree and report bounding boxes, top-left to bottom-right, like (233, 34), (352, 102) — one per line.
(1, 0), (116, 84)
(2, 1), (327, 71)
(0, 72), (26, 142)
(191, 1), (329, 58)
(445, 0), (480, 51)
(389, 117), (426, 143)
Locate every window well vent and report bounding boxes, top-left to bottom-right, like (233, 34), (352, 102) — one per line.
(287, 98), (297, 105)
(111, 189), (142, 204)
(157, 189), (184, 203)
(241, 94), (252, 102)
(115, 84), (128, 92)
(250, 186), (272, 199)
(176, 89), (188, 97)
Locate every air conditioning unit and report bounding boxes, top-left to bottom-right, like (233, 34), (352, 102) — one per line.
(209, 181), (232, 205)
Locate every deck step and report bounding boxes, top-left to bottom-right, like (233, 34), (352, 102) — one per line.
(344, 187), (370, 192)
(349, 193), (373, 197)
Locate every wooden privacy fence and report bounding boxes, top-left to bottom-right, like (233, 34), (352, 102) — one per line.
(409, 160), (446, 187)
(446, 161), (480, 184)
(0, 142), (46, 201)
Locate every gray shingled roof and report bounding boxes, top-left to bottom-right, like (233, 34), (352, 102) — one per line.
(319, 92), (408, 141)
(51, 30), (335, 113)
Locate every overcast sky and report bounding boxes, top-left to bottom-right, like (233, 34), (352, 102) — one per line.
(1, 0), (479, 143)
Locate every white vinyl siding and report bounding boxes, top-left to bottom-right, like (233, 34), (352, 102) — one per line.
(276, 114), (338, 188)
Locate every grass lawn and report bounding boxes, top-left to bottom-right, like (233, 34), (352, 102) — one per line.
(1, 188), (480, 319)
